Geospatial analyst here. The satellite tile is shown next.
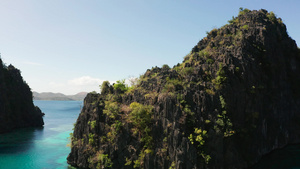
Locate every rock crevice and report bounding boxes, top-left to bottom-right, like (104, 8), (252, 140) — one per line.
(68, 9), (300, 168)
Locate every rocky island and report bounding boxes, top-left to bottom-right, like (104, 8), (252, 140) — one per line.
(0, 59), (44, 133)
(33, 91), (88, 101)
(68, 9), (300, 168)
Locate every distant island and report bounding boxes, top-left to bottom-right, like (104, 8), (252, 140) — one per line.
(33, 91), (88, 101)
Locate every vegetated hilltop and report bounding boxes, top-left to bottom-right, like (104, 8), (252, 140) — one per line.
(68, 9), (300, 168)
(33, 91), (88, 101)
(0, 59), (44, 133)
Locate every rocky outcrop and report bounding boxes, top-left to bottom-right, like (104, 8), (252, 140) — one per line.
(0, 60), (44, 133)
(68, 9), (300, 168)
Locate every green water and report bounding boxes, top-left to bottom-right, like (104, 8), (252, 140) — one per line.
(0, 100), (82, 169)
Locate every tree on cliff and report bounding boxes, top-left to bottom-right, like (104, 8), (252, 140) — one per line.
(68, 9), (300, 169)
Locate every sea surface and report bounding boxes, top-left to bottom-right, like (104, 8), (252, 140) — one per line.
(0, 100), (82, 169)
(1, 100), (300, 168)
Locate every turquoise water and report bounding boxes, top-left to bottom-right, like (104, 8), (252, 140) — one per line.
(0, 100), (82, 169)
(2, 100), (300, 168)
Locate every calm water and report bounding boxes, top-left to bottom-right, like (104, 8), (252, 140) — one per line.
(1, 100), (300, 168)
(0, 100), (82, 169)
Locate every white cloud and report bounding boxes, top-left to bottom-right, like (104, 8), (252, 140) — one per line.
(68, 76), (103, 86)
(45, 76), (115, 95)
(23, 61), (43, 66)
(49, 81), (65, 88)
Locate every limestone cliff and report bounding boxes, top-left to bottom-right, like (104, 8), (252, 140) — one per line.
(68, 9), (300, 168)
(0, 60), (44, 133)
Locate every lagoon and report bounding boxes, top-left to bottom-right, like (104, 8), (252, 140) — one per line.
(0, 100), (82, 169)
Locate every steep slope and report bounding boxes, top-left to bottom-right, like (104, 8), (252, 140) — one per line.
(68, 9), (300, 168)
(0, 60), (44, 133)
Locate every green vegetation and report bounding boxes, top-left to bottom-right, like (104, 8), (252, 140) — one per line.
(67, 133), (74, 148)
(183, 104), (194, 117)
(212, 63), (227, 90)
(97, 153), (113, 168)
(206, 58), (214, 64)
(267, 11), (277, 23)
(228, 16), (238, 24)
(181, 67), (194, 76)
(89, 91), (97, 94)
(128, 102), (154, 168)
(88, 120), (97, 129)
(113, 79), (128, 93)
(103, 101), (120, 119)
(198, 50), (210, 58)
(207, 28), (218, 37)
(169, 162), (176, 169)
(220, 95), (226, 109)
(183, 53), (191, 61)
(205, 88), (215, 95)
(242, 25), (249, 30)
(128, 102), (153, 140)
(188, 128), (207, 146)
(177, 94), (204, 165)
(163, 83), (176, 92)
(162, 64), (170, 69)
(106, 128), (117, 144)
(100, 81), (111, 94)
(235, 30), (243, 40)
(88, 133), (95, 145)
(163, 77), (184, 92)
(68, 8), (300, 169)
(228, 8), (251, 25)
(112, 120), (122, 132)
(250, 85), (256, 94)
(217, 95), (235, 137)
(125, 157), (132, 166)
(177, 93), (195, 125)
(238, 7), (251, 16)
(188, 128), (211, 164)
(133, 152), (150, 168)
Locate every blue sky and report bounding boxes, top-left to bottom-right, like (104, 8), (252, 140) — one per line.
(0, 0), (299, 94)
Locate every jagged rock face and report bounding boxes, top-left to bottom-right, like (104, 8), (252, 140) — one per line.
(0, 61), (44, 133)
(68, 9), (300, 169)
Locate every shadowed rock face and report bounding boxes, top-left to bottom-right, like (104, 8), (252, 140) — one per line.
(0, 61), (44, 133)
(68, 9), (300, 169)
